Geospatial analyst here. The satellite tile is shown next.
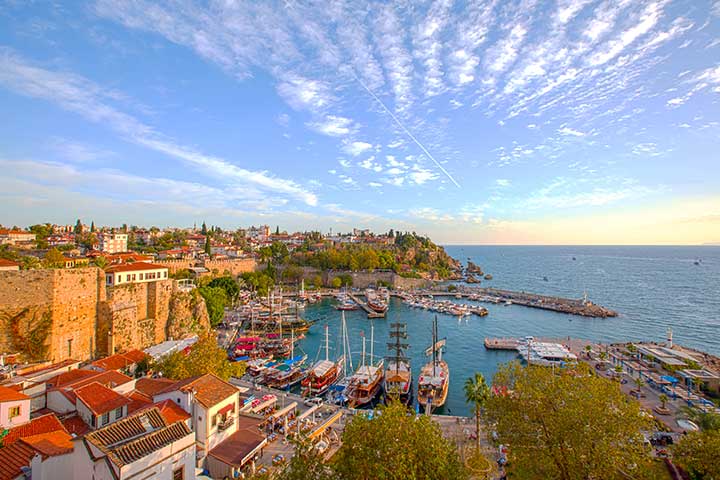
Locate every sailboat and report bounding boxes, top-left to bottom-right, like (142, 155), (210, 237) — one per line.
(417, 316), (449, 414)
(261, 329), (307, 390)
(301, 322), (345, 397)
(345, 321), (384, 408)
(384, 322), (412, 404)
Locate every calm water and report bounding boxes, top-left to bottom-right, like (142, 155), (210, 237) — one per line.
(298, 246), (720, 416)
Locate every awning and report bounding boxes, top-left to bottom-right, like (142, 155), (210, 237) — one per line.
(218, 403), (235, 415)
(661, 375), (679, 384)
(269, 402), (297, 421)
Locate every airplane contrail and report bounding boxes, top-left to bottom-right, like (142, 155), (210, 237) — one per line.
(352, 72), (461, 188)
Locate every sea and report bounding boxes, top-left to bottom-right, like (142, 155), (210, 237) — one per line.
(297, 246), (720, 416)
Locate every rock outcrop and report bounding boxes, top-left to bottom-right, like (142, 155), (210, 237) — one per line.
(166, 289), (210, 339)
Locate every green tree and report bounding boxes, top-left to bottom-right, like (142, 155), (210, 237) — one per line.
(312, 275), (323, 289)
(154, 334), (245, 381)
(201, 221), (207, 235)
(330, 277), (342, 289)
(276, 438), (334, 480)
(464, 372), (490, 452)
(90, 221), (95, 233)
(275, 225), (280, 235)
(485, 362), (653, 480)
(659, 393), (669, 410)
(43, 248), (66, 268)
(332, 401), (467, 480)
(207, 276), (240, 302)
(679, 407), (720, 432)
(673, 430), (720, 480)
(204, 237), (211, 256)
(74, 219), (83, 235)
(21, 255), (41, 270)
(198, 286), (228, 326)
(93, 256), (108, 269)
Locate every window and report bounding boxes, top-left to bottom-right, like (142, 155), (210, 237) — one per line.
(164, 271), (168, 278)
(173, 466), (184, 480)
(9, 406), (20, 418)
(102, 412), (110, 425)
(126, 274), (131, 281)
(212, 414), (217, 427)
(114, 407), (124, 419)
(139, 273), (143, 280)
(90, 415), (96, 427)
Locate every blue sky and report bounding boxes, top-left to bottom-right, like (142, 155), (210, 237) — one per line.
(1, 0), (719, 244)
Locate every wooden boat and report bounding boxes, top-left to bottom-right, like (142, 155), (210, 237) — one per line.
(384, 322), (411, 404)
(301, 323), (345, 397)
(417, 316), (449, 414)
(345, 322), (384, 408)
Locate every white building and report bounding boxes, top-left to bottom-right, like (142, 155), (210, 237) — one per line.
(0, 385), (31, 429)
(74, 407), (196, 480)
(105, 262), (169, 286)
(98, 233), (128, 254)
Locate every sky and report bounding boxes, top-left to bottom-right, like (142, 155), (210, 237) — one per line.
(1, 0), (719, 244)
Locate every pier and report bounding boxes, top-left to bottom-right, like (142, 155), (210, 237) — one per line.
(348, 293), (386, 318)
(484, 337), (520, 350)
(405, 287), (617, 318)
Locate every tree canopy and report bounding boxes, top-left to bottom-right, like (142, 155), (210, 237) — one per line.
(331, 401), (468, 480)
(198, 286), (228, 326)
(485, 362), (653, 480)
(153, 334), (244, 380)
(207, 276), (240, 302)
(43, 248), (66, 268)
(673, 429), (720, 480)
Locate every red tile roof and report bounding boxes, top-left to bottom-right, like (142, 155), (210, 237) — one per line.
(126, 391), (152, 414)
(154, 400), (191, 424)
(156, 374), (238, 408)
(45, 369), (99, 389)
(2, 414), (67, 446)
(61, 415), (92, 437)
(0, 385), (30, 402)
(0, 258), (20, 268)
(133, 378), (175, 398)
(104, 262), (168, 273)
(0, 440), (36, 480)
(21, 431), (73, 456)
(74, 382), (131, 416)
(207, 416), (265, 468)
(91, 350), (147, 372)
(50, 370), (132, 404)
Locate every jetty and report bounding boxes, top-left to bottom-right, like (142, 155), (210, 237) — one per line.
(403, 287), (617, 318)
(348, 293), (386, 318)
(484, 338), (519, 350)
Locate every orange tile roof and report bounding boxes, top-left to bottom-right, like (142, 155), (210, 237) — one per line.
(2, 414), (67, 446)
(0, 258), (20, 268)
(21, 431), (73, 456)
(126, 391), (152, 414)
(0, 385), (29, 402)
(50, 370), (132, 404)
(61, 415), (92, 437)
(154, 399), (191, 424)
(134, 378), (175, 398)
(45, 369), (99, 388)
(157, 373), (238, 408)
(105, 262), (168, 273)
(91, 350), (147, 372)
(0, 440), (36, 480)
(74, 382), (131, 416)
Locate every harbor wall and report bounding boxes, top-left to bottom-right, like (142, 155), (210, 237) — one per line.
(324, 270), (431, 289)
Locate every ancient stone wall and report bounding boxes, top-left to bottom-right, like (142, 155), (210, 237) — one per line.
(0, 268), (104, 363)
(203, 258), (256, 276)
(324, 270), (431, 289)
(1, 268), (208, 362)
(155, 259), (196, 274)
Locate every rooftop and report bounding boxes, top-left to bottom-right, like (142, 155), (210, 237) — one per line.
(0, 258), (20, 268)
(157, 373), (238, 409)
(2, 413), (67, 446)
(207, 416), (265, 468)
(84, 407), (192, 467)
(0, 385), (30, 402)
(74, 382), (132, 415)
(91, 350), (147, 372)
(105, 262), (168, 273)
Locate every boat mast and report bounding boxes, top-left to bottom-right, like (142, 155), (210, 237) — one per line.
(432, 316), (437, 377)
(325, 324), (330, 361)
(291, 328), (295, 359)
(370, 321), (374, 367)
(361, 332), (366, 368)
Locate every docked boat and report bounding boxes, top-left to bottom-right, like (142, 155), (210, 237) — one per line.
(517, 338), (577, 367)
(301, 323), (345, 397)
(417, 316), (449, 414)
(261, 330), (307, 390)
(345, 322), (384, 408)
(384, 322), (412, 404)
(366, 288), (388, 314)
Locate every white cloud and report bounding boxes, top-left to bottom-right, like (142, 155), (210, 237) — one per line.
(557, 126), (586, 137)
(368, 182), (383, 188)
(496, 178), (511, 187)
(276, 113), (290, 126)
(307, 115), (355, 137)
(0, 48), (318, 206)
(341, 140), (373, 156)
(277, 74), (333, 112)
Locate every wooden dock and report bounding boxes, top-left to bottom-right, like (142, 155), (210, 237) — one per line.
(348, 293), (386, 318)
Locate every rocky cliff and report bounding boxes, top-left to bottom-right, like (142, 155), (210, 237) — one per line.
(166, 289), (210, 339)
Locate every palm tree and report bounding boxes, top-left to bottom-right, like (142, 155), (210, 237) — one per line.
(634, 376), (645, 392)
(464, 373), (491, 451)
(584, 344), (592, 358)
(659, 393), (669, 410)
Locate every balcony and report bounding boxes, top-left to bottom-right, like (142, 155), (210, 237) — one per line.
(217, 415), (235, 431)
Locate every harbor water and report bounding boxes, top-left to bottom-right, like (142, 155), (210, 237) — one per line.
(298, 245), (720, 416)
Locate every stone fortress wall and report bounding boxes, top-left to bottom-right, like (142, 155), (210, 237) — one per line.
(0, 267), (202, 363)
